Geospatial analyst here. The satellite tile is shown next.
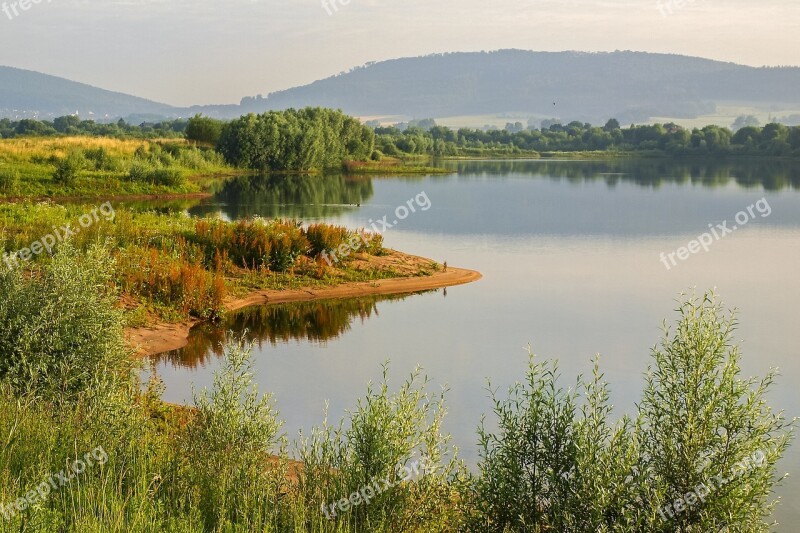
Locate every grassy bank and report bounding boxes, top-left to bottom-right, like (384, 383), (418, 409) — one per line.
(0, 137), (236, 199)
(0, 202), (444, 326)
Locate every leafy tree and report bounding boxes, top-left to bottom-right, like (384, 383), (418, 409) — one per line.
(186, 114), (224, 146)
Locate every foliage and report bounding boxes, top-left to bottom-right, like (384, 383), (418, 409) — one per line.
(470, 292), (794, 532)
(0, 244), (131, 404)
(295, 364), (465, 532)
(0, 292), (794, 532)
(176, 338), (287, 530)
(217, 108), (375, 171)
(374, 121), (800, 157)
(185, 114), (224, 146)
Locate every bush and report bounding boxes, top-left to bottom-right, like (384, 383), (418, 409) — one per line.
(0, 244), (131, 403)
(52, 150), (86, 185)
(297, 364), (465, 532)
(638, 292), (794, 531)
(193, 218), (309, 273)
(83, 147), (122, 171)
(471, 292), (794, 531)
(176, 338), (286, 530)
(305, 223), (352, 257)
(127, 161), (186, 187)
(115, 244), (226, 319)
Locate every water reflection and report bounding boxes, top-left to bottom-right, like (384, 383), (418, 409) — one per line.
(441, 158), (800, 190)
(153, 292), (424, 369)
(188, 173), (374, 220)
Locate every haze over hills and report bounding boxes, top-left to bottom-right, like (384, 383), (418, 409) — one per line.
(3, 50), (800, 126)
(0, 66), (178, 121)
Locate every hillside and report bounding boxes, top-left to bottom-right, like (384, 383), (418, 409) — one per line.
(231, 50), (800, 124)
(0, 66), (177, 120)
(3, 51), (800, 125)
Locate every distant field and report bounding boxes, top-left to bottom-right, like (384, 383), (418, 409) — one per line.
(426, 105), (800, 131)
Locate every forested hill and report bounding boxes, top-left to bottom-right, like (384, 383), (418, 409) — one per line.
(0, 66), (177, 119)
(233, 50), (800, 123)
(3, 51), (800, 123)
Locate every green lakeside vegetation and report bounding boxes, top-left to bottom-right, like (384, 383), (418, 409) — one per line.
(1, 111), (799, 202)
(0, 108), (796, 531)
(0, 268), (793, 531)
(0, 202), (419, 326)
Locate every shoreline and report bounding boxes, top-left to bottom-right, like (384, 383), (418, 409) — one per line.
(126, 257), (482, 358)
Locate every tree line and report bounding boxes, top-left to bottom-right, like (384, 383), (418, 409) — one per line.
(374, 119), (800, 157)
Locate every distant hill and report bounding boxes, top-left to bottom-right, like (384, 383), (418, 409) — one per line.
(226, 50), (800, 124)
(3, 51), (800, 125)
(0, 66), (177, 120)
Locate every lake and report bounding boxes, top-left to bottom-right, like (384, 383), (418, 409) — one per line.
(145, 158), (800, 524)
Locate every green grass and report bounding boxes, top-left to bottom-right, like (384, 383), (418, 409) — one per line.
(0, 137), (236, 199)
(0, 202), (427, 324)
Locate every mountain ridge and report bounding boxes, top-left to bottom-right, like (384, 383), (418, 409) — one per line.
(3, 50), (800, 125)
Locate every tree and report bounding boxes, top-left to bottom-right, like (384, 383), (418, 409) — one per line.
(53, 115), (81, 133)
(603, 118), (621, 132)
(186, 115), (224, 146)
(732, 115), (760, 131)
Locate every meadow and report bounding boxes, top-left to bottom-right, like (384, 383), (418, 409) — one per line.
(0, 137), (234, 199)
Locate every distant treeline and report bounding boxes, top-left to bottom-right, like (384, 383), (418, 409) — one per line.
(374, 120), (800, 157)
(0, 115), (187, 139)
(4, 112), (800, 165)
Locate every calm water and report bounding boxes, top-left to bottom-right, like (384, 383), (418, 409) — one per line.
(146, 159), (800, 523)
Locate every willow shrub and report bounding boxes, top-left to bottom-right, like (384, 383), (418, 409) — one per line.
(295, 364), (465, 532)
(639, 293), (794, 532)
(471, 292), (794, 532)
(171, 337), (288, 532)
(0, 243), (132, 404)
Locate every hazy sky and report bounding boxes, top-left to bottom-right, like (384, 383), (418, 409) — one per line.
(1, 0), (798, 106)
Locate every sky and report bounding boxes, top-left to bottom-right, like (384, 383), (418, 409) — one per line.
(0, 0), (798, 107)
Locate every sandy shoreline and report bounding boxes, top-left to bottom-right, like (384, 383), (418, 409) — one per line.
(126, 256), (481, 358)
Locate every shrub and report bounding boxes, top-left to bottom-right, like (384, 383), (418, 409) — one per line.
(471, 292), (794, 532)
(193, 218), (309, 273)
(471, 354), (641, 531)
(52, 150), (86, 185)
(83, 147), (122, 171)
(0, 244), (131, 403)
(177, 337), (286, 531)
(115, 244), (226, 319)
(127, 161), (186, 187)
(638, 292), (794, 531)
(305, 223), (352, 257)
(296, 364), (465, 532)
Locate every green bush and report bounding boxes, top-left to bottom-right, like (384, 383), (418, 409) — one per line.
(471, 292), (794, 532)
(0, 244), (132, 404)
(176, 338), (287, 531)
(52, 150), (86, 185)
(83, 147), (122, 171)
(296, 364), (465, 532)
